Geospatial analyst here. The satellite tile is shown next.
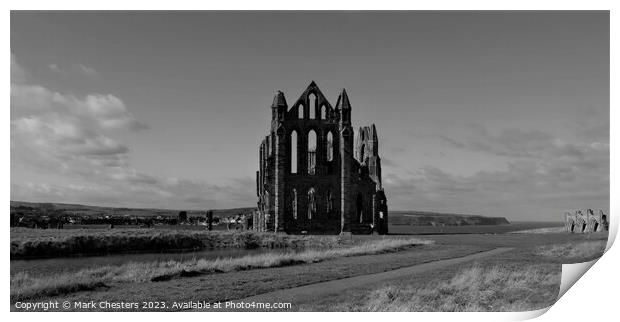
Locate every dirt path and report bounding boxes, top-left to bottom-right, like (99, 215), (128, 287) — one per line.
(203, 247), (513, 310)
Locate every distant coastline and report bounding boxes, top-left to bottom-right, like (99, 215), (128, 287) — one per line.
(12, 200), (512, 224)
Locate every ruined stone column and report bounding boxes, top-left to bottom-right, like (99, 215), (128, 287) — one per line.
(336, 89), (353, 235)
(340, 127), (353, 234)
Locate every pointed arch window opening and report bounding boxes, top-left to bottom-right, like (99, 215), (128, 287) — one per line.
(298, 104), (304, 119)
(307, 187), (316, 220)
(356, 193), (363, 223)
(326, 190), (333, 218)
(326, 132), (334, 162)
(308, 130), (317, 175)
(292, 189), (298, 220)
(309, 94), (316, 119)
(360, 144), (366, 163)
(290, 131), (298, 174)
(321, 105), (327, 120)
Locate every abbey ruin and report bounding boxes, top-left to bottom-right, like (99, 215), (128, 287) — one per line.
(565, 209), (609, 233)
(253, 81), (388, 235)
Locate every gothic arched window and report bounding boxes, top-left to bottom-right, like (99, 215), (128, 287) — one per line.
(360, 144), (366, 163)
(326, 131), (334, 161)
(298, 104), (304, 119)
(326, 190), (333, 217)
(307, 187), (316, 219)
(307, 130), (317, 175)
(309, 94), (316, 119)
(356, 193), (363, 223)
(290, 130), (298, 174)
(292, 189), (298, 220)
(321, 105), (326, 120)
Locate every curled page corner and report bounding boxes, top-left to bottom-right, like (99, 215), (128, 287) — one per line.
(510, 259), (603, 321)
(509, 306), (551, 321)
(605, 213), (617, 251)
(558, 258), (600, 299)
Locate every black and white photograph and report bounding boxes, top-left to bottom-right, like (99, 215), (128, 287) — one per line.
(8, 9), (613, 314)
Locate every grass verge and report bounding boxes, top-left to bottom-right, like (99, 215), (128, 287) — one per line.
(11, 237), (432, 302)
(533, 240), (606, 259)
(328, 263), (559, 311)
(510, 227), (565, 234)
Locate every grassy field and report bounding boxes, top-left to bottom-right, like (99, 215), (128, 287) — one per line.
(314, 262), (560, 311)
(12, 243), (490, 311)
(296, 234), (607, 311)
(11, 238), (431, 302)
(11, 228), (351, 258)
(12, 221), (559, 258)
(10, 225), (608, 311)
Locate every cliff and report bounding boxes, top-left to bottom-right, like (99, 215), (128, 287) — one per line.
(389, 211), (510, 226)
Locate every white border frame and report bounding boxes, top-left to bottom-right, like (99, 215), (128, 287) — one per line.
(3, 2), (617, 321)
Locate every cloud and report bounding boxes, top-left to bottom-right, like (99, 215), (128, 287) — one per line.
(11, 54), (253, 210)
(12, 55), (142, 173)
(11, 82), (148, 131)
(439, 125), (555, 158)
(439, 124), (608, 164)
(385, 159), (608, 221)
(380, 157), (400, 168)
(48, 64), (61, 73)
(11, 54), (27, 83)
(48, 62), (99, 77)
(10, 173), (256, 210)
(12, 55), (135, 194)
(13, 115), (130, 168)
(386, 124), (609, 220)
(76, 64), (98, 76)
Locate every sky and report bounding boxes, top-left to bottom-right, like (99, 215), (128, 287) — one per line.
(10, 11), (609, 221)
